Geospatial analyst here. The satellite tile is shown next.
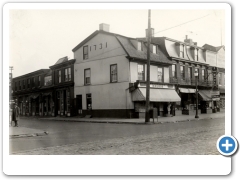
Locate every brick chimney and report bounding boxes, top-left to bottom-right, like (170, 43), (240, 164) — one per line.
(99, 23), (110, 32)
(184, 35), (193, 45)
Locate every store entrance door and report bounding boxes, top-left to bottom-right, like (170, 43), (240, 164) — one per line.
(76, 95), (82, 115)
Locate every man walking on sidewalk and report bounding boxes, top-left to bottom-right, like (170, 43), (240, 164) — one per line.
(12, 104), (20, 127)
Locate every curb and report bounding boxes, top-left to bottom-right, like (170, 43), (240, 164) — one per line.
(10, 131), (48, 139)
(38, 115), (224, 125)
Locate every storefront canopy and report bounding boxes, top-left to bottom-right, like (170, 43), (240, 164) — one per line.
(179, 88), (196, 93)
(132, 88), (181, 102)
(198, 90), (220, 101)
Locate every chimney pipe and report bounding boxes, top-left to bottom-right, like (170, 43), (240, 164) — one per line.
(186, 35), (188, 40)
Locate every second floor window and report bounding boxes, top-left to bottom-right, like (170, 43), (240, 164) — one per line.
(219, 73), (222, 85)
(83, 45), (88, 60)
(180, 65), (185, 79)
(23, 80), (25, 89)
(202, 69), (206, 81)
(32, 77), (35, 86)
(27, 79), (30, 88)
(138, 64), (144, 80)
(65, 68), (71, 81)
(15, 82), (17, 91)
(172, 64), (176, 78)
(19, 81), (21, 90)
(157, 67), (163, 82)
(58, 70), (61, 83)
(44, 76), (52, 86)
(84, 69), (91, 85)
(188, 67), (192, 80)
(110, 64), (117, 82)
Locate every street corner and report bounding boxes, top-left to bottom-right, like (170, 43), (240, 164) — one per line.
(216, 135), (239, 156)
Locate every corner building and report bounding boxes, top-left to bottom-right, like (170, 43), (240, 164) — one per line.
(73, 24), (181, 118)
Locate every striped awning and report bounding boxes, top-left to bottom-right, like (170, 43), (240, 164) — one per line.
(179, 88), (196, 93)
(198, 90), (220, 101)
(132, 88), (181, 102)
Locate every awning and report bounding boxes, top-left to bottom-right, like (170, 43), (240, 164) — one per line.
(198, 90), (220, 101)
(42, 92), (52, 97)
(179, 88), (196, 93)
(132, 88), (181, 102)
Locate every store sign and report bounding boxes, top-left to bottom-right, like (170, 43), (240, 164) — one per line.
(139, 83), (173, 89)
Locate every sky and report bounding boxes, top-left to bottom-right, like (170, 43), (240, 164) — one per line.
(9, 9), (225, 77)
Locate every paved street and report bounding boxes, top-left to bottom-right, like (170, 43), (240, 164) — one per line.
(10, 116), (224, 155)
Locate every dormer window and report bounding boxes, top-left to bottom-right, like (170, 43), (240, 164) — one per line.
(180, 44), (184, 58)
(194, 49), (198, 61)
(153, 44), (157, 54)
(138, 42), (143, 51)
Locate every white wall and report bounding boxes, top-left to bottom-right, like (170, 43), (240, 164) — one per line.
(74, 33), (134, 110)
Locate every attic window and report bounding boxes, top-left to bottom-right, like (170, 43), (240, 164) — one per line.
(138, 42), (143, 51)
(153, 45), (157, 54)
(195, 49), (198, 61)
(99, 43), (102, 49)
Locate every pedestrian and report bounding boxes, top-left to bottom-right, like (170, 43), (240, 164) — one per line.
(12, 104), (20, 127)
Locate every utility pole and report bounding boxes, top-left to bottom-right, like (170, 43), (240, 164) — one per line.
(145, 9), (151, 123)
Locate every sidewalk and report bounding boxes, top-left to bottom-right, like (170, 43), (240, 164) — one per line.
(9, 126), (48, 139)
(10, 112), (224, 138)
(38, 111), (225, 124)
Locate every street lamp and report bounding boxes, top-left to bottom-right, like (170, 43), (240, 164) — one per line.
(194, 69), (199, 118)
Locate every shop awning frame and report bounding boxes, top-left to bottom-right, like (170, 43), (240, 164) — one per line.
(132, 88), (181, 102)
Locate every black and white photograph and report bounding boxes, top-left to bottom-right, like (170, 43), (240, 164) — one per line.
(2, 2), (235, 176)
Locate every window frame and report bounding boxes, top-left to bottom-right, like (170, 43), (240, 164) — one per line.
(58, 70), (61, 83)
(153, 44), (157, 54)
(172, 64), (176, 78)
(137, 41), (143, 51)
(188, 67), (192, 80)
(180, 65), (185, 79)
(202, 69), (206, 81)
(137, 64), (145, 81)
(157, 67), (163, 82)
(195, 49), (198, 61)
(110, 64), (118, 83)
(68, 67), (71, 81)
(83, 45), (89, 60)
(84, 68), (91, 85)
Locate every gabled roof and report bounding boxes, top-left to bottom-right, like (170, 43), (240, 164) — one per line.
(72, 30), (171, 64)
(203, 44), (225, 52)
